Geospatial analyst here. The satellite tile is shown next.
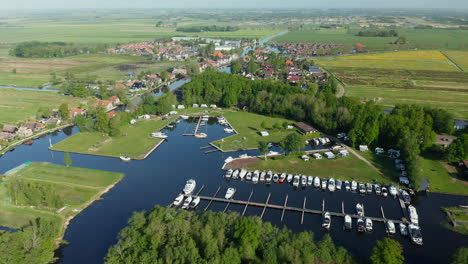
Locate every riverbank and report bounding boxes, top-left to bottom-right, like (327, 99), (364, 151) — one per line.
(441, 207), (468, 235)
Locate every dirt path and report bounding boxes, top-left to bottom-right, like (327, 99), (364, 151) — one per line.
(342, 145), (387, 179)
(336, 82), (345, 98)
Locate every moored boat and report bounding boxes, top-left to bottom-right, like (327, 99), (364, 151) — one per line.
(314, 177), (320, 188)
(356, 203), (364, 216)
(287, 174), (293, 183)
(344, 215), (352, 230)
(307, 176), (313, 186)
(225, 169), (233, 179)
(386, 220), (396, 235)
(173, 194), (184, 206)
(301, 175), (307, 187)
(273, 174), (279, 183)
(151, 131), (168, 139)
(321, 179), (327, 190)
(408, 223), (423, 246)
(357, 218), (365, 232)
(408, 205), (419, 225)
(322, 212), (331, 230)
(120, 156), (131, 162)
(225, 188), (236, 199)
(190, 196), (200, 208)
(359, 183), (366, 194)
(182, 196), (192, 209)
(328, 178), (336, 192)
(195, 133), (207, 139)
(382, 186), (388, 197)
(224, 156), (234, 163)
(293, 175), (300, 187)
(336, 180), (342, 190)
(344, 181), (350, 191)
(183, 179), (196, 195)
(375, 184), (381, 195)
(180, 115), (189, 119)
(399, 223), (408, 236)
(389, 185), (397, 197)
(351, 181), (357, 192)
(365, 218), (373, 232)
(224, 128), (234, 133)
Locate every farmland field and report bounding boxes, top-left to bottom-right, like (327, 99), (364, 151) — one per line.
(443, 50), (468, 71)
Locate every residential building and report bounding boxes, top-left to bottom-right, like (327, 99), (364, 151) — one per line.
(294, 122), (317, 134)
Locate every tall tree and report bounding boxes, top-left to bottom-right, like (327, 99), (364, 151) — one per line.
(258, 141), (269, 160)
(63, 152), (72, 167)
(280, 133), (305, 154)
(58, 103), (69, 119)
(370, 238), (404, 264)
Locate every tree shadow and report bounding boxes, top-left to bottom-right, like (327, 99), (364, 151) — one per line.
(247, 126), (258, 131)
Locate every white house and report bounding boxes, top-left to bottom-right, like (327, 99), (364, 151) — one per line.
(313, 153), (322, 159)
(260, 131), (269, 137)
(324, 151), (335, 159)
(338, 149), (349, 157)
(359, 145), (369, 152)
(301, 155), (310, 161)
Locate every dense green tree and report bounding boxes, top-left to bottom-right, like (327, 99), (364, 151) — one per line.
(451, 247), (468, 264)
(446, 134), (468, 163)
(63, 152), (72, 167)
(58, 103), (69, 119)
(370, 238), (404, 264)
(280, 133), (305, 154)
(258, 141), (269, 160)
(247, 59), (258, 74)
(230, 59), (242, 74)
(94, 107), (110, 133)
(160, 71), (169, 81)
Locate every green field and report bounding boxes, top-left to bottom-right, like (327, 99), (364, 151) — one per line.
(51, 118), (173, 159)
(244, 153), (388, 183)
(273, 28), (468, 51)
(444, 50), (468, 71)
(0, 88), (90, 123)
(419, 155), (468, 195)
(212, 111), (318, 151)
(0, 162), (123, 229)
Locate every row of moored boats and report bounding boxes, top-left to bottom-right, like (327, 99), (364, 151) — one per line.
(173, 179), (238, 210)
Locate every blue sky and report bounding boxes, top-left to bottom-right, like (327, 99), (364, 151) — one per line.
(1, 0), (467, 10)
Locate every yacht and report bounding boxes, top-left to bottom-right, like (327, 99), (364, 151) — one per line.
(321, 179), (327, 190)
(389, 185), (397, 197)
(307, 176), (313, 186)
(224, 156), (234, 163)
(344, 215), (352, 230)
(344, 181), (350, 191)
(225, 169), (233, 179)
(195, 133), (207, 139)
(201, 115), (209, 121)
(336, 180), (342, 190)
(322, 212), (331, 230)
(183, 179), (196, 195)
(180, 115), (189, 119)
(314, 177), (321, 188)
(359, 183), (366, 194)
(190, 197), (201, 208)
(246, 171), (252, 181)
(366, 183), (373, 194)
(266, 171), (273, 183)
(356, 203), (364, 217)
(224, 128), (234, 133)
(120, 156), (131, 162)
(382, 186), (388, 197)
(260, 171), (266, 182)
(328, 178), (336, 192)
(375, 184), (381, 195)
(365, 218), (373, 232)
(351, 181), (358, 192)
(293, 175), (300, 187)
(386, 221), (396, 235)
(232, 170), (239, 180)
(273, 174), (279, 183)
(279, 173), (286, 183)
(239, 154), (249, 158)
(151, 131), (168, 139)
(357, 218), (365, 232)
(182, 196), (192, 209)
(401, 190), (411, 205)
(173, 194), (184, 206)
(408, 224), (423, 246)
(239, 169), (247, 179)
(408, 205), (419, 225)
(301, 175), (307, 187)
(225, 188), (236, 199)
(399, 223), (408, 236)
(252, 172), (259, 183)
(287, 174), (293, 183)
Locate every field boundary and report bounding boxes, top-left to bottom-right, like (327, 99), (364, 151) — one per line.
(440, 50), (464, 72)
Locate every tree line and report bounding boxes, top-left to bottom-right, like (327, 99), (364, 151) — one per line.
(176, 25), (239, 32)
(10, 41), (108, 58)
(357, 30), (398, 37)
(6, 178), (64, 209)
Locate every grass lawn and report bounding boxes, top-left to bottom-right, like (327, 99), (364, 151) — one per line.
(51, 118), (173, 159)
(420, 155), (468, 195)
(0, 162), (123, 231)
(441, 207), (468, 235)
(211, 111), (318, 151)
(244, 153), (388, 183)
(358, 150), (400, 180)
(0, 88), (90, 124)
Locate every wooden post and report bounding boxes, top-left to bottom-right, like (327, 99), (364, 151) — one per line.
(301, 197), (307, 224)
(381, 206), (385, 220)
(260, 192), (271, 219)
(196, 185), (205, 196)
(322, 199), (325, 212)
(281, 194), (288, 222)
(242, 190), (254, 216)
(204, 186), (221, 211)
(342, 201), (344, 215)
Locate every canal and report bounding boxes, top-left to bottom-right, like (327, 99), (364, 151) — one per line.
(0, 119), (466, 264)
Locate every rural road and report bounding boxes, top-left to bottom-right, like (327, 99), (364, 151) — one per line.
(336, 82), (345, 98)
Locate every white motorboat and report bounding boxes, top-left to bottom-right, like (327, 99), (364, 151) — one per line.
(225, 188), (236, 199)
(336, 180), (342, 190)
(151, 131), (168, 139)
(232, 170), (239, 179)
(293, 175), (300, 187)
(279, 173), (287, 183)
(408, 205), (419, 225)
(351, 181), (357, 192)
(239, 154), (249, 158)
(246, 171), (252, 181)
(314, 177), (321, 188)
(344, 215), (352, 230)
(365, 218), (373, 232)
(322, 212), (331, 230)
(225, 169), (233, 179)
(273, 174), (279, 183)
(382, 186), (388, 197)
(224, 156), (234, 163)
(120, 156), (131, 162)
(195, 133), (207, 139)
(260, 171), (266, 182)
(375, 184), (381, 195)
(389, 185), (397, 197)
(359, 183), (366, 194)
(301, 175), (307, 187)
(287, 174), (293, 183)
(267, 150), (279, 156)
(357, 218), (365, 232)
(321, 179), (327, 190)
(356, 203), (364, 216)
(401, 190), (411, 205)
(307, 176), (313, 186)
(266, 171), (273, 183)
(182, 196), (192, 209)
(180, 115), (189, 119)
(183, 179), (196, 195)
(201, 115), (209, 121)
(224, 128), (234, 133)
(328, 178), (336, 192)
(252, 171), (259, 183)
(173, 194), (184, 206)
(386, 220), (396, 235)
(344, 181), (350, 191)
(399, 223), (408, 236)
(408, 224), (423, 246)
(239, 169), (247, 179)
(366, 183), (373, 194)
(190, 196), (200, 208)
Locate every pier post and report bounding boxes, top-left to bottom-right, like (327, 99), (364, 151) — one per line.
(301, 197), (307, 224)
(381, 206), (386, 220)
(241, 190), (254, 216)
(342, 201), (344, 214)
(281, 194), (288, 222)
(322, 199), (325, 212)
(203, 186), (221, 211)
(260, 192), (271, 219)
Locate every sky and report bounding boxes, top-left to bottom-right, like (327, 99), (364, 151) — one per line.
(0, 0), (467, 10)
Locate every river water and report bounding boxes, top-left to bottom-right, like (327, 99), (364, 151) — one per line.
(0, 120), (466, 264)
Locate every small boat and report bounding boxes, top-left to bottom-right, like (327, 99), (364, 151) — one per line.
(273, 174), (279, 183)
(408, 205), (419, 225)
(322, 212), (331, 230)
(252, 171), (259, 183)
(382, 186), (388, 197)
(359, 183), (366, 194)
(267, 150), (279, 156)
(260, 171), (266, 182)
(224, 156), (234, 163)
(386, 221), (396, 235)
(356, 203), (364, 216)
(307, 176), (313, 186)
(239, 154), (249, 158)
(225, 169), (233, 179)
(195, 133), (207, 139)
(293, 175), (300, 187)
(344, 215), (352, 230)
(173, 194), (184, 206)
(246, 171), (252, 181)
(232, 170), (239, 179)
(375, 184), (381, 195)
(336, 180), (342, 190)
(120, 156), (131, 162)
(225, 188), (236, 199)
(351, 181), (357, 192)
(301, 175), (307, 187)
(266, 171), (273, 183)
(190, 196), (200, 208)
(180, 115), (189, 119)
(357, 218), (365, 232)
(344, 181), (350, 191)
(166, 124), (174, 128)
(287, 174), (293, 183)
(321, 179), (327, 190)
(182, 196), (192, 209)
(408, 224), (423, 246)
(389, 185), (397, 197)
(224, 128), (234, 133)
(328, 178), (336, 192)
(365, 218), (373, 232)
(366, 183), (373, 194)
(183, 179), (196, 195)
(239, 169), (247, 179)
(279, 173), (286, 183)
(314, 177), (321, 188)
(201, 115), (209, 121)
(401, 190), (411, 205)
(399, 223), (408, 236)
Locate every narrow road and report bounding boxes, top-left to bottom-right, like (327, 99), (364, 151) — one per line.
(343, 145), (387, 179)
(336, 82), (345, 98)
